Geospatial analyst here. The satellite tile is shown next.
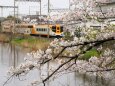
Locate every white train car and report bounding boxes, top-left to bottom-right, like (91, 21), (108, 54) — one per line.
(31, 24), (64, 37)
(1, 21), (64, 37)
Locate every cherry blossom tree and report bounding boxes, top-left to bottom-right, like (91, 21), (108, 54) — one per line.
(3, 0), (115, 86)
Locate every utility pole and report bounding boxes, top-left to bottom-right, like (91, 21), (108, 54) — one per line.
(17, 6), (19, 23)
(14, 0), (16, 33)
(47, 0), (50, 38)
(40, 0), (41, 15)
(69, 0), (70, 10)
(12, 0), (16, 68)
(48, 0), (50, 14)
(29, 6), (30, 15)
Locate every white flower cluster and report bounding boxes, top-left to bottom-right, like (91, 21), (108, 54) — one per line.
(7, 48), (54, 76)
(90, 48), (115, 68)
(61, 46), (115, 78)
(7, 61), (34, 76)
(89, 56), (101, 66)
(103, 48), (115, 57)
(75, 60), (100, 73)
(24, 48), (53, 62)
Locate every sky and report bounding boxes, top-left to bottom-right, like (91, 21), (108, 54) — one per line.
(0, 0), (69, 17)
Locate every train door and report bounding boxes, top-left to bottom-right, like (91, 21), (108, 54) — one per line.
(56, 25), (60, 35)
(31, 25), (36, 34)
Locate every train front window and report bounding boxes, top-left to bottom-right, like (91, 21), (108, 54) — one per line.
(57, 27), (59, 30)
(52, 26), (56, 32)
(60, 26), (63, 32)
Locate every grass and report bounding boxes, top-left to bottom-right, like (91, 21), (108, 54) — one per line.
(81, 48), (100, 60)
(0, 33), (52, 50)
(11, 36), (52, 50)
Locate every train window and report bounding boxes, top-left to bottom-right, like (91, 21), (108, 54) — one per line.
(37, 28), (41, 31)
(52, 26), (56, 32)
(28, 25), (33, 28)
(57, 27), (59, 30)
(45, 28), (47, 31)
(60, 26), (63, 32)
(42, 28), (44, 31)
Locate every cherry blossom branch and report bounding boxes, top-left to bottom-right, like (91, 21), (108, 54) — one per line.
(42, 37), (115, 65)
(87, 68), (115, 72)
(3, 74), (15, 86)
(105, 58), (115, 67)
(41, 47), (67, 64)
(94, 0), (106, 19)
(42, 37), (115, 85)
(42, 56), (76, 85)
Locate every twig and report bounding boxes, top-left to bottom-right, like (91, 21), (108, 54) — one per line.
(3, 74), (15, 86)
(41, 47), (67, 64)
(87, 68), (115, 72)
(43, 55), (77, 83)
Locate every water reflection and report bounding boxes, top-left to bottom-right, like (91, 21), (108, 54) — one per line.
(0, 43), (27, 67)
(0, 43), (115, 86)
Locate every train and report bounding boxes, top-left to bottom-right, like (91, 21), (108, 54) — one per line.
(1, 21), (64, 37)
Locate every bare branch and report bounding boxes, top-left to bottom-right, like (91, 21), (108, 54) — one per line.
(41, 47), (67, 64)
(3, 74), (15, 86)
(87, 68), (115, 72)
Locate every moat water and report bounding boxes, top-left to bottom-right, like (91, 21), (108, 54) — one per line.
(0, 43), (115, 86)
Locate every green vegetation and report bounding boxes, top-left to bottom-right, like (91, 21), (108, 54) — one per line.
(82, 48), (100, 60)
(0, 33), (52, 50)
(64, 30), (73, 40)
(11, 36), (52, 50)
